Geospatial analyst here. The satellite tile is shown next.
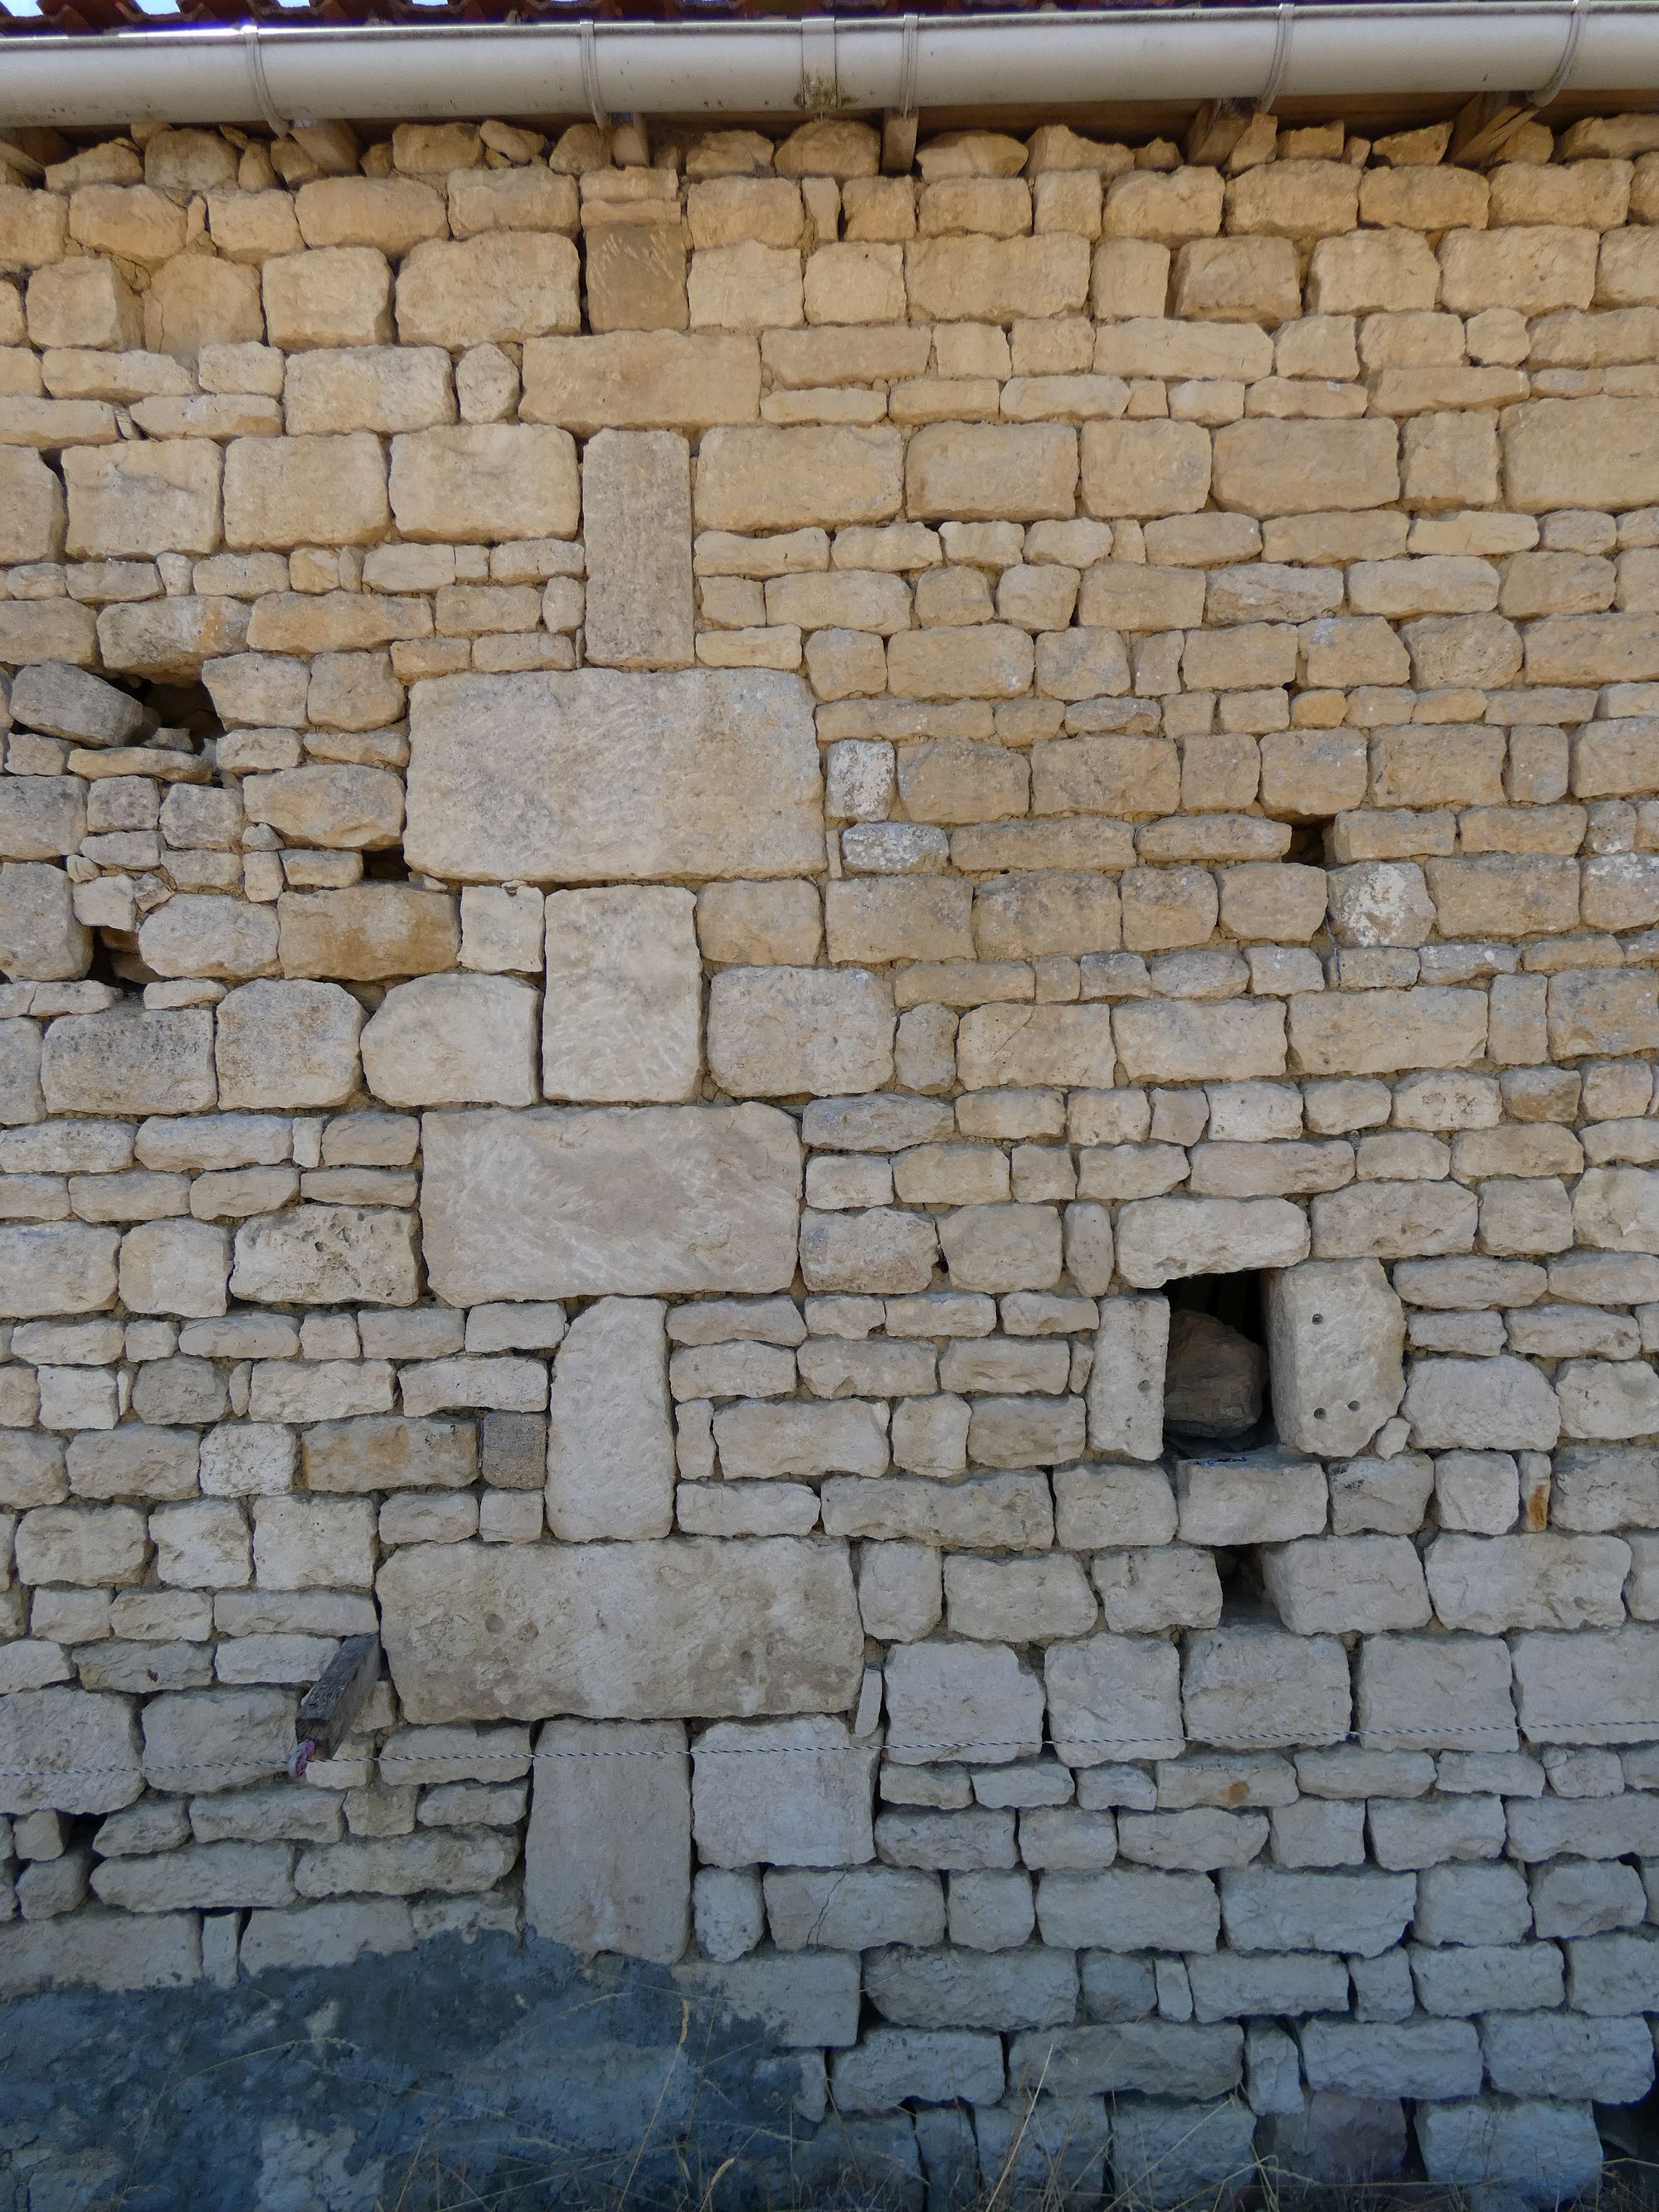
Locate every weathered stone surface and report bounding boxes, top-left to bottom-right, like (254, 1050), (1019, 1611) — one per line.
(708, 967), (893, 1098)
(0, 862), (90, 981)
(1267, 1258), (1404, 1457)
(377, 1536), (864, 1721)
(581, 430), (694, 669)
(521, 332), (761, 432)
(1402, 1355), (1561, 1451)
(1086, 1296), (1168, 1462)
(1116, 1197), (1310, 1288)
(361, 975), (538, 1107)
(1046, 1633), (1183, 1764)
(1261, 1537), (1431, 1636)
(546, 1297), (674, 1540)
(231, 1207), (420, 1307)
(885, 1641), (1045, 1766)
(693, 1717), (876, 1868)
(0, 1223), (118, 1319)
(1185, 1625), (1350, 1749)
(420, 1105), (800, 1302)
(0, 1688), (142, 1816)
(542, 887), (702, 1104)
(404, 669), (821, 884)
(524, 1719), (690, 1964)
(696, 425), (902, 532)
(42, 1010), (214, 1116)
(215, 980), (362, 1110)
(395, 233), (581, 347)
(388, 424), (578, 542)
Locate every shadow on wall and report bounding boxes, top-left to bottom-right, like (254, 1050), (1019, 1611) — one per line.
(0, 1929), (871, 2212)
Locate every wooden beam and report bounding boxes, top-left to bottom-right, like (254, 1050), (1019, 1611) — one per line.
(295, 1634), (380, 1760)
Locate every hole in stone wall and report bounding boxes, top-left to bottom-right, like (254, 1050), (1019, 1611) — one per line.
(363, 848), (412, 882)
(1162, 1271), (1271, 1456)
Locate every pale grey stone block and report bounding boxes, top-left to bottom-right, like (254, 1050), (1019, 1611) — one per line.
(524, 1718), (689, 1965)
(693, 1716), (876, 1869)
(547, 1296), (674, 1541)
(1300, 2018), (1482, 2102)
(581, 429), (694, 670)
(1220, 1868), (1415, 1957)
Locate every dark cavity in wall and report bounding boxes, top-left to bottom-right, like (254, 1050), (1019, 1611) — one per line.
(1162, 1270), (1270, 1457)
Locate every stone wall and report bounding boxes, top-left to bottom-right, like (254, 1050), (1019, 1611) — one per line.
(2, 100), (1659, 2202)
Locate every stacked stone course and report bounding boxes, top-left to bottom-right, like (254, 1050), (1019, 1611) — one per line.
(5, 100), (1659, 2200)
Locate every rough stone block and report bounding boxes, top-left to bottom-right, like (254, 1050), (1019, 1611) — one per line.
(524, 1718), (689, 1963)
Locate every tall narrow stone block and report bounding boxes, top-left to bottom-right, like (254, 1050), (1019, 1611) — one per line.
(581, 430), (694, 669)
(546, 1297), (675, 1541)
(525, 1719), (690, 1964)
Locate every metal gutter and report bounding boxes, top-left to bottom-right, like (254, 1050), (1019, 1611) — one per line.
(0, 2), (1654, 132)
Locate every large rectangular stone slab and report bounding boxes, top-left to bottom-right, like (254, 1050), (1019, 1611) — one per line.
(420, 1104), (800, 1304)
(377, 1535), (864, 1722)
(403, 668), (821, 885)
(525, 1719), (691, 1964)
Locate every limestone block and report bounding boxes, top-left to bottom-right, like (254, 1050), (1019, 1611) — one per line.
(420, 1105), (800, 1302)
(0, 450), (66, 565)
(0, 1688), (142, 1817)
(1301, 2019), (1481, 2103)
(136, 896), (277, 983)
(826, 878), (974, 962)
(1211, 420), (1399, 515)
(1549, 972), (1659, 1061)
(0, 1018), (42, 1125)
(885, 1641), (1044, 1767)
(1357, 1632), (1518, 1755)
(695, 425), (902, 532)
(1079, 420), (1210, 518)
(523, 1719), (690, 1964)
(1114, 1196), (1309, 1288)
(693, 1717), (876, 1868)
(262, 246), (391, 348)
(581, 430), (693, 670)
(906, 424), (1078, 522)
(1092, 1545), (1222, 1636)
(542, 886), (702, 1103)
(708, 967), (893, 1098)
(285, 345), (455, 435)
(378, 1536), (864, 1722)
(223, 432), (389, 551)
(361, 975), (538, 1107)
(544, 1297), (674, 1541)
(1402, 1356), (1561, 1451)
(1173, 236), (1300, 324)
(868, 1949), (1078, 2035)
(1442, 226), (1598, 315)
(294, 1830), (518, 1901)
(240, 1900), (413, 1974)
(1511, 1626), (1659, 1746)
(1480, 2013), (1653, 2105)
(955, 1006), (1116, 1090)
(277, 886), (460, 981)
(0, 1223), (117, 1319)
(1034, 1868), (1219, 1952)
(42, 1009), (215, 1116)
(1175, 1453), (1326, 1548)
(15, 1503), (145, 1587)
(388, 424), (578, 543)
(215, 980), (362, 1110)
(294, 176), (447, 254)
(1504, 397), (1659, 512)
(1113, 1002), (1286, 1083)
(1557, 1357), (1659, 1441)
(715, 1399), (888, 1479)
(1307, 230), (1440, 314)
(64, 444), (221, 561)
(403, 668), (822, 884)
(395, 234), (580, 346)
(1221, 1867), (1415, 1957)
(904, 235), (1090, 320)
(696, 881), (821, 966)
(832, 2027), (1004, 2112)
(1287, 987), (1486, 1076)
(1185, 1626), (1350, 1750)
(1047, 1633), (1183, 1764)
(0, 863), (90, 981)
(231, 1207), (419, 1307)
(243, 764), (403, 850)
(1086, 1295), (1168, 1462)
(119, 1218), (231, 1319)
(1266, 1257), (1404, 1456)
(1311, 1182), (1478, 1262)
(1415, 2102), (1603, 2205)
(1425, 1532), (1630, 1634)
(766, 1868), (944, 1952)
(0, 1910), (198, 1996)
(520, 332), (761, 433)
(1260, 1537), (1431, 1635)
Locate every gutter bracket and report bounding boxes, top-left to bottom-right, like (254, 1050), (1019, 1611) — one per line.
(800, 15), (839, 114)
(241, 25), (291, 139)
(1255, 1), (1294, 115)
(580, 20), (611, 133)
(1531, 0), (1586, 109)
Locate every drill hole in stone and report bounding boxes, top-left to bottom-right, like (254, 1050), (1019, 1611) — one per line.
(1162, 1269), (1271, 1456)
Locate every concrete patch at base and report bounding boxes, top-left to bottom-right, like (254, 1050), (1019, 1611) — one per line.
(377, 1534), (864, 1722)
(419, 1103), (801, 1303)
(402, 666), (823, 884)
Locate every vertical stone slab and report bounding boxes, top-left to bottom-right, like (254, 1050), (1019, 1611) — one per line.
(525, 1718), (691, 1964)
(581, 429), (694, 671)
(543, 886), (702, 1103)
(1087, 1296), (1170, 1463)
(1266, 1258), (1405, 1457)
(547, 1296), (675, 1540)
